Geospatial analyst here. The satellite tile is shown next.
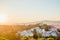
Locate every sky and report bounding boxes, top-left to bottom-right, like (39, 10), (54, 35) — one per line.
(0, 0), (60, 24)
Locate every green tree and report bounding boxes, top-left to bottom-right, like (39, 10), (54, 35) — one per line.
(33, 29), (38, 40)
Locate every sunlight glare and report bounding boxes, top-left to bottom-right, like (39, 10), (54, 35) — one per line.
(0, 14), (7, 23)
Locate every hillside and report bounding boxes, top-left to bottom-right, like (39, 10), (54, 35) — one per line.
(0, 20), (60, 33)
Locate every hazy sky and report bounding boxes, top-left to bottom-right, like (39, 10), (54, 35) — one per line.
(0, 0), (60, 24)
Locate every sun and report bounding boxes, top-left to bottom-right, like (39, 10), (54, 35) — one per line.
(0, 14), (7, 23)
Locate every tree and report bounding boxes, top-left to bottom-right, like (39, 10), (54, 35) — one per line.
(33, 29), (38, 40)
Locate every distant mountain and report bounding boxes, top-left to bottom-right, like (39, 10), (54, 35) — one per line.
(40, 20), (60, 28)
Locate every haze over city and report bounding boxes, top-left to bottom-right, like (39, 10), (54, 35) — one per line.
(0, 0), (60, 24)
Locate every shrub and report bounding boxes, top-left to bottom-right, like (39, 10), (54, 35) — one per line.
(38, 38), (45, 40)
(46, 38), (54, 40)
(0, 37), (9, 40)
